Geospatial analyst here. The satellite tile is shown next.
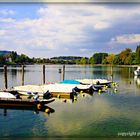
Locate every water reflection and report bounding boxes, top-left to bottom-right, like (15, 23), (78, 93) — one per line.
(0, 65), (140, 137)
(134, 76), (140, 87)
(0, 105), (55, 116)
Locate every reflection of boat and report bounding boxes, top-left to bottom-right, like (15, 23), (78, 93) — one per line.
(134, 76), (140, 86)
(134, 67), (140, 76)
(0, 105), (55, 116)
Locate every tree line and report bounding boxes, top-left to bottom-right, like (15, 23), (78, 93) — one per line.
(0, 45), (140, 65)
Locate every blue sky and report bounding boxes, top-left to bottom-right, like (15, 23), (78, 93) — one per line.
(0, 4), (140, 58)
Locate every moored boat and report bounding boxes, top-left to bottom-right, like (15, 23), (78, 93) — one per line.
(13, 82), (93, 96)
(76, 79), (112, 86)
(134, 67), (140, 76)
(0, 92), (16, 99)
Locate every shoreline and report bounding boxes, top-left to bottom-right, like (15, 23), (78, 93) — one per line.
(0, 63), (139, 67)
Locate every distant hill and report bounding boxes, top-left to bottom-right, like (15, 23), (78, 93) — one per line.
(0, 51), (11, 56)
(50, 56), (83, 61)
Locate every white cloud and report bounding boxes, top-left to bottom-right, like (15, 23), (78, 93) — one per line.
(0, 30), (7, 36)
(0, 18), (15, 23)
(1, 4), (140, 57)
(111, 34), (140, 44)
(0, 9), (15, 16)
(94, 21), (110, 30)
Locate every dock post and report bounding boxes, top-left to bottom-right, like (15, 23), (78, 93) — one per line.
(111, 65), (113, 82)
(4, 65), (8, 89)
(43, 65), (45, 84)
(21, 65), (25, 86)
(62, 65), (65, 81)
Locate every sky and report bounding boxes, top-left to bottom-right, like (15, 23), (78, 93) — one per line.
(0, 3), (140, 58)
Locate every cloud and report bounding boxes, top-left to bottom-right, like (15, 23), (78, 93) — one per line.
(0, 30), (7, 36)
(1, 4), (140, 57)
(111, 34), (140, 44)
(0, 9), (15, 16)
(94, 21), (110, 30)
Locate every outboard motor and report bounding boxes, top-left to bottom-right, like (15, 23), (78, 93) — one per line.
(89, 86), (94, 94)
(72, 87), (80, 93)
(43, 90), (52, 99)
(15, 94), (21, 99)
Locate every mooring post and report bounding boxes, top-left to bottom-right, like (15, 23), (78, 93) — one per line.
(4, 65), (8, 89)
(43, 65), (45, 84)
(21, 65), (25, 86)
(111, 65), (113, 82)
(62, 65), (65, 81)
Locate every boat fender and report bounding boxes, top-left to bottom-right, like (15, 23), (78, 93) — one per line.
(37, 103), (42, 110)
(45, 108), (50, 114)
(80, 90), (83, 94)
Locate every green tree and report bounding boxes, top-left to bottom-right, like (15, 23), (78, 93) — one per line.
(89, 56), (95, 64)
(135, 45), (140, 64)
(80, 57), (88, 65)
(0, 56), (6, 64)
(113, 55), (122, 65)
(92, 53), (108, 64)
(10, 51), (18, 62)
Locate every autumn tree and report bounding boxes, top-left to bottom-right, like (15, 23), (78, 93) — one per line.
(119, 48), (132, 64)
(104, 54), (115, 64)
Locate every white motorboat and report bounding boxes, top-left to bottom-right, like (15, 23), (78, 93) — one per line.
(76, 79), (112, 86)
(134, 67), (140, 76)
(13, 82), (93, 96)
(13, 85), (45, 96)
(42, 83), (93, 93)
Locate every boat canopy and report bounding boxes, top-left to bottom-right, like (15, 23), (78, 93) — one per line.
(0, 92), (16, 99)
(137, 67), (140, 70)
(60, 80), (81, 84)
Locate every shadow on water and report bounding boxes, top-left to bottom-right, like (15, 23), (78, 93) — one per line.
(134, 76), (140, 87)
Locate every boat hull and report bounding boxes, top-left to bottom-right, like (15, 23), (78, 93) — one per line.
(134, 70), (140, 76)
(0, 98), (55, 108)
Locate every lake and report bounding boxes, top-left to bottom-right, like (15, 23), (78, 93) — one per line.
(0, 65), (140, 138)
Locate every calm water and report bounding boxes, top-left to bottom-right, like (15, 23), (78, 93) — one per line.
(0, 65), (140, 138)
